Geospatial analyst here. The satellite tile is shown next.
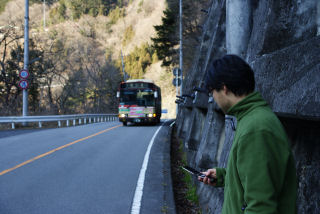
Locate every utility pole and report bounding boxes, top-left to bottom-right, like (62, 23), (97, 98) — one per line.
(121, 49), (126, 82)
(23, 0), (29, 117)
(43, 0), (46, 30)
(179, 0), (183, 97)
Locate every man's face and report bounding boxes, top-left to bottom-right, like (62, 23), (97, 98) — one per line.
(212, 89), (230, 113)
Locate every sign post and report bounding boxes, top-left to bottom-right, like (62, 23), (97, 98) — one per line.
(179, 0), (183, 98)
(172, 67), (182, 117)
(23, 0), (29, 118)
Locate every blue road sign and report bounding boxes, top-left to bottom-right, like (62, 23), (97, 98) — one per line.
(18, 80), (29, 89)
(19, 69), (29, 79)
(162, 109), (168, 113)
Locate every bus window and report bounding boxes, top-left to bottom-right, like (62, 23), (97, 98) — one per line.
(120, 91), (136, 105)
(120, 90), (155, 106)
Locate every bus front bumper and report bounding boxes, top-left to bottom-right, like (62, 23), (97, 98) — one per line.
(119, 117), (157, 123)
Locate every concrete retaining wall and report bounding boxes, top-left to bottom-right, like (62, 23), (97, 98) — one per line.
(175, 0), (320, 213)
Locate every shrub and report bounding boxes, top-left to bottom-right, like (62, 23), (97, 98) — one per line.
(118, 43), (155, 79)
(108, 6), (124, 25)
(0, 0), (10, 14)
(122, 25), (135, 46)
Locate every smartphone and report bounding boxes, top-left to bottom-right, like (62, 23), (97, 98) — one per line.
(181, 166), (216, 183)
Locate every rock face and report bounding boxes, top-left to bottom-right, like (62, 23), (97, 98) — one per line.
(175, 0), (320, 213)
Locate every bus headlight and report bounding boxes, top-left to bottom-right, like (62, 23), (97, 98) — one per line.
(147, 113), (153, 118)
(119, 114), (126, 118)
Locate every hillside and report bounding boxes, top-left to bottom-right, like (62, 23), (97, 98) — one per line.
(0, 0), (177, 118)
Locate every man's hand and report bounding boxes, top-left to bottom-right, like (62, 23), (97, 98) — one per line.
(198, 168), (217, 186)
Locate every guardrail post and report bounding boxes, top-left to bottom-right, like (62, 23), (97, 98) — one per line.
(0, 114), (117, 129)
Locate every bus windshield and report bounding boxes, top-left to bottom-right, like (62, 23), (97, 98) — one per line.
(120, 89), (155, 106)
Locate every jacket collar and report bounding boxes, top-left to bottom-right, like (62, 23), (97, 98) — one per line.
(226, 92), (267, 121)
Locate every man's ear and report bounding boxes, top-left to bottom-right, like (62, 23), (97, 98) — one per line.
(222, 85), (229, 95)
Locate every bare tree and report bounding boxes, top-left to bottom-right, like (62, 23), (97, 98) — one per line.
(0, 22), (24, 115)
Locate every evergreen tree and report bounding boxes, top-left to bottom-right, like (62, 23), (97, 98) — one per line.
(151, 8), (178, 67)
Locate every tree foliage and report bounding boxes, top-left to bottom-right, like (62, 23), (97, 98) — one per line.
(0, 24), (49, 115)
(152, 0), (208, 68)
(48, 0), (127, 23)
(119, 43), (155, 80)
(0, 0), (11, 14)
(30, 0), (58, 5)
(67, 0), (124, 19)
(0, 0), (207, 116)
(0, 20), (122, 115)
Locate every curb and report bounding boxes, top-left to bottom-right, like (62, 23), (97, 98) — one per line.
(140, 120), (177, 214)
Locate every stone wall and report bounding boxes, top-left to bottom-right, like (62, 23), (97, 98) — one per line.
(175, 0), (320, 213)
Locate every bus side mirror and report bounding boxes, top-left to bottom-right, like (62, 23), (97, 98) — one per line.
(116, 91), (120, 98)
(154, 91), (158, 98)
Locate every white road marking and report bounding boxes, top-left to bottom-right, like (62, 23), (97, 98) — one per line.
(130, 122), (166, 214)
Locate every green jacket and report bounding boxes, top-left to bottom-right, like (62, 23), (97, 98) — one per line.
(215, 92), (297, 214)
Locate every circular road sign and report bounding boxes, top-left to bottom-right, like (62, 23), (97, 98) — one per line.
(172, 77), (182, 87)
(173, 67), (181, 76)
(19, 69), (29, 79)
(18, 80), (29, 89)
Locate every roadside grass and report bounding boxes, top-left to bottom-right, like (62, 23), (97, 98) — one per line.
(171, 127), (202, 213)
(179, 139), (201, 207)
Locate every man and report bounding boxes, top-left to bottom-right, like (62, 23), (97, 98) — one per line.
(200, 55), (297, 213)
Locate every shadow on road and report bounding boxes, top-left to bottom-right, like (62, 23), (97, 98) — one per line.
(0, 129), (48, 139)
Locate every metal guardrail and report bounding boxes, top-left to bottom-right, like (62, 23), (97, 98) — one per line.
(0, 114), (118, 129)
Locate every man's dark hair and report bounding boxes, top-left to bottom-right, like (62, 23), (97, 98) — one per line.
(205, 55), (255, 96)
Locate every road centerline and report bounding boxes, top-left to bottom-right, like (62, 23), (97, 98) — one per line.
(0, 124), (122, 176)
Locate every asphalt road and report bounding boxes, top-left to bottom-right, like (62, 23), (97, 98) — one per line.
(0, 121), (173, 214)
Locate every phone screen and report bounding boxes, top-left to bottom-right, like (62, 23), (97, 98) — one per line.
(182, 166), (216, 182)
(182, 166), (201, 175)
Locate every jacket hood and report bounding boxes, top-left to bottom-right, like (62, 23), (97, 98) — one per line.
(226, 92), (268, 121)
